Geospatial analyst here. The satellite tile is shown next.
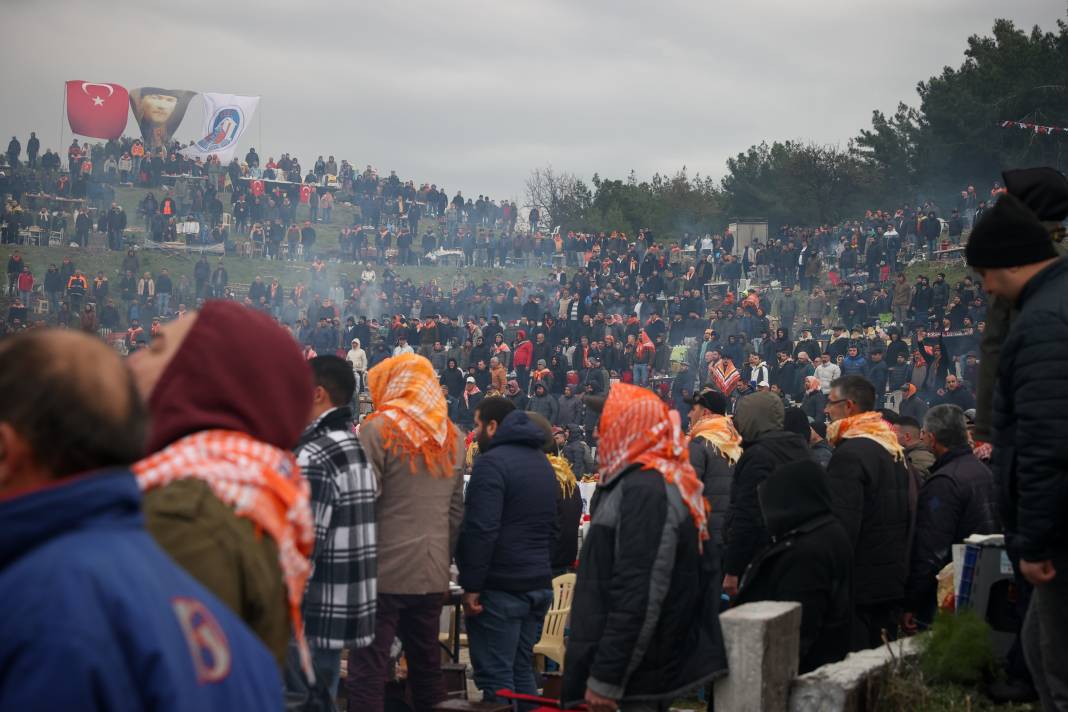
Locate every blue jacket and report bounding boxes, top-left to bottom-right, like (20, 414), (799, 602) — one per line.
(0, 470), (282, 711)
(457, 410), (559, 593)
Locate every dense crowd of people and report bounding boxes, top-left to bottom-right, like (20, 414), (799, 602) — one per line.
(3, 130), (1068, 711)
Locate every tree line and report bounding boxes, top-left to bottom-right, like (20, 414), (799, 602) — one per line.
(527, 13), (1068, 238)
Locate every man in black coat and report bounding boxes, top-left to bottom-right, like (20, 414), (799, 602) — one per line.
(562, 386), (726, 710)
(968, 191), (1068, 710)
(738, 460), (853, 674)
(825, 375), (911, 650)
(903, 405), (999, 630)
(685, 389), (739, 555)
(722, 391), (812, 597)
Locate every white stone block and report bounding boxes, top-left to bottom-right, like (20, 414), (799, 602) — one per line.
(714, 601), (802, 712)
(789, 637), (922, 712)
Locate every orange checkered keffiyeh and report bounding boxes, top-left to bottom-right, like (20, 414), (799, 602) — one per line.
(827, 411), (905, 461)
(689, 414), (743, 465)
(132, 429), (316, 677)
(365, 352), (459, 477)
(597, 384), (708, 546)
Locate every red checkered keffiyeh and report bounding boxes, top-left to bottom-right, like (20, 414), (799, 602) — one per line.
(597, 384), (709, 548)
(133, 429), (316, 676)
(364, 353), (459, 478)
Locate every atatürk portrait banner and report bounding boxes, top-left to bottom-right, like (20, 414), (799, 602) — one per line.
(128, 87), (198, 153)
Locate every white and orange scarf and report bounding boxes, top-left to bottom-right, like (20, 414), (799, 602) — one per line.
(598, 384), (708, 546)
(364, 352), (459, 477)
(689, 414), (743, 464)
(827, 411), (904, 461)
(133, 429), (315, 675)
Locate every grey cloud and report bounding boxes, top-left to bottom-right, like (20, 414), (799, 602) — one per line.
(2, 0), (1063, 199)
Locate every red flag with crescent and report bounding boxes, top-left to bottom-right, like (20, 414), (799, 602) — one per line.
(66, 80), (129, 139)
(250, 179), (265, 197)
(300, 185), (313, 204)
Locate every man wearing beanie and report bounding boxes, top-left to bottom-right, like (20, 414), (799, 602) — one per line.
(966, 187), (1068, 711)
(974, 167), (1068, 442)
(127, 301), (315, 671)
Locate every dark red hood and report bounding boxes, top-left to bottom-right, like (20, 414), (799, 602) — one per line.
(145, 301), (312, 453)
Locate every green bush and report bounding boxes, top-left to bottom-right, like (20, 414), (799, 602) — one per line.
(920, 610), (996, 685)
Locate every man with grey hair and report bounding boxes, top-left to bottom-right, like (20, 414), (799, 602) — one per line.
(902, 404), (1000, 632)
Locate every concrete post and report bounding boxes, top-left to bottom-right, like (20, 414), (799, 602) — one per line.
(713, 601), (802, 712)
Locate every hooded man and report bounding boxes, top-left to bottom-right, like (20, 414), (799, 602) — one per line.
(0, 330), (283, 710)
(737, 461), (853, 674)
(505, 378), (529, 412)
(127, 301), (315, 671)
(351, 353), (465, 711)
(528, 381), (558, 424)
(898, 382), (929, 424)
(824, 375), (911, 651)
(346, 337), (368, 394)
(722, 391), (812, 596)
(967, 184), (1068, 710)
(458, 400), (559, 704)
(563, 385), (727, 710)
(555, 383), (583, 427)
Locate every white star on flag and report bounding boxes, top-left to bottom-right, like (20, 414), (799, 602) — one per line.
(92, 96), (104, 107)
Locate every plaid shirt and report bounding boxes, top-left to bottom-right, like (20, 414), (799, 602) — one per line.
(296, 407), (377, 650)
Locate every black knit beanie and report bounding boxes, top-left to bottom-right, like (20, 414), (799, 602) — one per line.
(1002, 167), (1068, 223)
(965, 193), (1057, 268)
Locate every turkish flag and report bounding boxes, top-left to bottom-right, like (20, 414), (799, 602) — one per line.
(66, 80), (129, 140)
(250, 179), (265, 197)
(300, 185), (313, 204)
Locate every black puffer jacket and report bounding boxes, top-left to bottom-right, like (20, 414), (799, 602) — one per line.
(456, 410), (559, 593)
(992, 257), (1068, 561)
(723, 431), (812, 576)
(562, 466), (727, 706)
(827, 434), (910, 606)
(905, 447), (1000, 613)
(738, 461), (853, 673)
(688, 437), (733, 552)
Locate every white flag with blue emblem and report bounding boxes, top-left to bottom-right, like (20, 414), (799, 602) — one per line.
(179, 93), (259, 163)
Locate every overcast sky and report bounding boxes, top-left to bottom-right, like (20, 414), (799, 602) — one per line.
(2, 0), (1064, 200)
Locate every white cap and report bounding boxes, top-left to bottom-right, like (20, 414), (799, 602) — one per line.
(758, 380), (770, 388)
(466, 376), (476, 383)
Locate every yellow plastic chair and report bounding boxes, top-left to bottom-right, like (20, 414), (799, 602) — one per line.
(533, 573), (576, 671)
